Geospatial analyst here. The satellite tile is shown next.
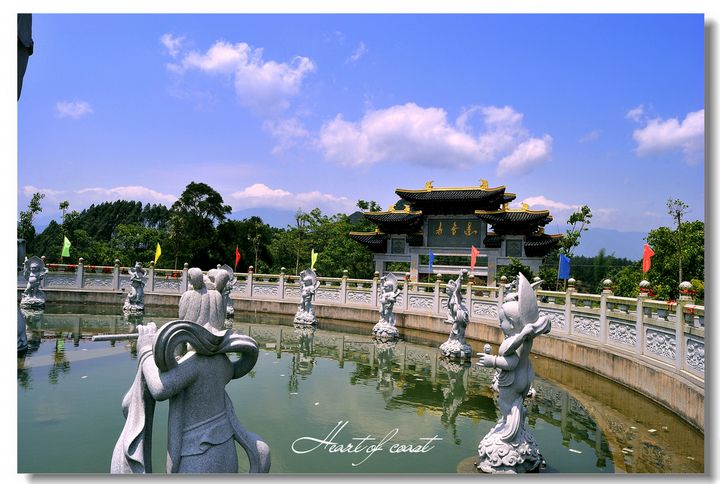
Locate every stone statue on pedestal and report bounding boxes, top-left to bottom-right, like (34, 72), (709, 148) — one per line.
(293, 269), (319, 325)
(20, 256), (48, 308)
(111, 320), (271, 474)
(440, 269), (472, 358)
(372, 273), (401, 338)
(123, 262), (147, 312)
(475, 273), (550, 473)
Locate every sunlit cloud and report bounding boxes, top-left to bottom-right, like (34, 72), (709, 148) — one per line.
(160, 33), (185, 58)
(625, 104), (644, 122)
(578, 130), (601, 143)
(56, 101), (93, 119)
(632, 109), (704, 164)
(317, 103), (552, 176)
(165, 37), (316, 117)
(520, 196), (578, 211)
(229, 183), (356, 214)
(346, 42), (368, 64)
(262, 117), (310, 153)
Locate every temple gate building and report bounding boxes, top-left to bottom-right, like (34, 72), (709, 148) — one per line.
(349, 180), (563, 285)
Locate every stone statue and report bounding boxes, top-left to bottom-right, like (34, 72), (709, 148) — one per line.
(123, 262), (147, 312)
(475, 273), (551, 473)
(293, 268), (319, 325)
(111, 320), (271, 474)
(219, 264), (237, 318)
(372, 273), (401, 338)
(179, 267), (227, 332)
(439, 269), (472, 358)
(20, 255), (48, 308)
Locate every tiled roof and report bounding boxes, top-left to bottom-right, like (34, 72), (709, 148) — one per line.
(524, 234), (563, 257)
(348, 232), (388, 252)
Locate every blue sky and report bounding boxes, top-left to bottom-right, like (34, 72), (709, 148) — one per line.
(14, 12), (708, 237)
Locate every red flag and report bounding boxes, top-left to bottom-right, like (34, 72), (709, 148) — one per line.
(643, 244), (654, 273)
(235, 246), (241, 270)
(471, 245), (480, 271)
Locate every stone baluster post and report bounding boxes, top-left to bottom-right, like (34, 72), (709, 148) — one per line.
(600, 279), (612, 341)
(247, 266), (254, 297)
(340, 270), (348, 304)
(279, 267), (286, 299)
(676, 281), (693, 371)
(466, 274), (475, 317)
(403, 272), (410, 309)
(148, 261), (155, 293)
(181, 263), (189, 292)
(112, 259), (120, 291)
(565, 278), (576, 336)
(636, 279), (652, 357)
(77, 257), (85, 289)
(40, 256), (47, 288)
(371, 271), (379, 307)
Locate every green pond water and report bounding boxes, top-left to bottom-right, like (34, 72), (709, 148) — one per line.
(17, 305), (703, 474)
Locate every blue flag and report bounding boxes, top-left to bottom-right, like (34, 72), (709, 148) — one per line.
(558, 254), (571, 279)
(428, 250), (435, 272)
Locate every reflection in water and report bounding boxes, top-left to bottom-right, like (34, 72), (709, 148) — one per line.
(16, 307), (704, 474)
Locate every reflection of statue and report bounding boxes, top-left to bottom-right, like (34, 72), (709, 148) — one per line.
(475, 273), (551, 474)
(372, 273), (401, 338)
(111, 320), (271, 474)
(293, 324), (316, 376)
(373, 337), (397, 397)
(18, 308), (28, 353)
(439, 359), (471, 445)
(20, 256), (48, 308)
(439, 270), (472, 358)
(123, 262), (147, 312)
(293, 269), (319, 325)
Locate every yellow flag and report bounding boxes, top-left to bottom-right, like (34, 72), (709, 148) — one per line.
(154, 243), (162, 265)
(311, 249), (318, 269)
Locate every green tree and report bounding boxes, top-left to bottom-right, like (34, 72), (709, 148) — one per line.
(667, 198), (691, 285)
(558, 205), (592, 257)
(18, 192), (45, 250)
(494, 258), (534, 285)
(644, 220), (704, 301)
(168, 182), (232, 269)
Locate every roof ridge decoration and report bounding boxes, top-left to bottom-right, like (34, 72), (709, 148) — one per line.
(399, 179), (506, 193)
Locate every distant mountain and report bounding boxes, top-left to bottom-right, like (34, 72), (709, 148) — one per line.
(573, 228), (648, 261)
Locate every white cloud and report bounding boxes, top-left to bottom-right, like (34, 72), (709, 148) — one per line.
(168, 39), (316, 117)
(346, 42), (368, 64)
(579, 130), (601, 143)
(520, 196), (578, 211)
(262, 117), (309, 153)
(160, 33), (185, 58)
(496, 135), (553, 177)
(21, 185), (177, 214)
(317, 103), (551, 176)
(56, 101), (93, 119)
(625, 104), (644, 122)
(632, 109), (704, 164)
(230, 183), (356, 213)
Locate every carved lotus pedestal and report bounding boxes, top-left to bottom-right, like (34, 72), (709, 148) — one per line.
(293, 309), (317, 325)
(372, 319), (399, 338)
(123, 301), (144, 312)
(439, 340), (472, 358)
(476, 409), (544, 473)
(20, 295), (45, 309)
